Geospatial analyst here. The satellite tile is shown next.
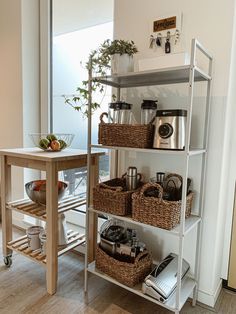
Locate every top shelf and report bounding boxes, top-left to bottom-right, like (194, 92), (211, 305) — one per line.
(93, 65), (211, 88)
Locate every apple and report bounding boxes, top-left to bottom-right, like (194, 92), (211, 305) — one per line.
(58, 139), (67, 149)
(39, 138), (50, 150)
(51, 140), (60, 151)
(47, 134), (57, 142)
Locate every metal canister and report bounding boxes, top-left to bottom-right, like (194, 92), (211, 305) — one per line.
(156, 172), (165, 186)
(125, 167), (141, 191)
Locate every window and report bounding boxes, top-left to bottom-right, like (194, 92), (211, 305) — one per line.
(52, 22), (113, 199)
(51, 1), (113, 228)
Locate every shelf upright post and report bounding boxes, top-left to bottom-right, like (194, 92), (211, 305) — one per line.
(84, 56), (93, 293)
(175, 38), (197, 312)
(115, 87), (121, 178)
(110, 87), (121, 179)
(192, 42), (213, 306)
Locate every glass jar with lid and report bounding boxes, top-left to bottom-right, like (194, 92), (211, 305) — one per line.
(141, 99), (158, 124)
(119, 102), (132, 124)
(108, 101), (122, 123)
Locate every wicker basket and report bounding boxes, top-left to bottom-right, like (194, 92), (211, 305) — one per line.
(93, 176), (143, 216)
(98, 113), (154, 148)
(96, 246), (152, 287)
(132, 182), (194, 230)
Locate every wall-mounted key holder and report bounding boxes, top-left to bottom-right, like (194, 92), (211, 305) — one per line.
(149, 12), (182, 54)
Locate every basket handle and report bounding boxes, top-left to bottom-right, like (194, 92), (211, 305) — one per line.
(100, 112), (109, 124)
(139, 182), (163, 200)
(165, 173), (182, 183)
(135, 250), (150, 263)
(98, 183), (123, 192)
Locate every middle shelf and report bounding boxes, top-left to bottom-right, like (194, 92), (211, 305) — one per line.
(89, 207), (201, 236)
(91, 144), (206, 156)
(7, 196), (86, 221)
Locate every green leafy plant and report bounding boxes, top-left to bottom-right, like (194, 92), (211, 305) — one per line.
(64, 39), (138, 117)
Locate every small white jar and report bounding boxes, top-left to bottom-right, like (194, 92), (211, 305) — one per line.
(27, 226), (44, 251)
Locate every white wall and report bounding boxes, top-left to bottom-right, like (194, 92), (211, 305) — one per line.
(0, 0), (40, 223)
(0, 0), (24, 201)
(114, 0), (236, 306)
(221, 6), (236, 279)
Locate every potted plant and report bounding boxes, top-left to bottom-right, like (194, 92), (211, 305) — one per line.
(100, 39), (138, 74)
(64, 39), (138, 116)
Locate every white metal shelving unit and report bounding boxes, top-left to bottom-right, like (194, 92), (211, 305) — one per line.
(85, 39), (213, 314)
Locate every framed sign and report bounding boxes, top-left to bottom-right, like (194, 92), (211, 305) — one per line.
(153, 16), (176, 32)
(151, 12), (182, 37)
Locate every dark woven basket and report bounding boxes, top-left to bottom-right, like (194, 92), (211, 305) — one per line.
(98, 113), (154, 148)
(93, 175), (143, 216)
(132, 182), (194, 230)
(96, 246), (152, 287)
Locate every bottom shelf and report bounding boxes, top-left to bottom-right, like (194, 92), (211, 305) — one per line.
(87, 261), (196, 312)
(7, 230), (85, 267)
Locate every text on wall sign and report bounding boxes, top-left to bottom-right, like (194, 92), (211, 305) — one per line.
(153, 16), (176, 32)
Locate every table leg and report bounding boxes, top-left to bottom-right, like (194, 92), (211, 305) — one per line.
(1, 156), (12, 257)
(88, 156), (99, 262)
(46, 161), (58, 295)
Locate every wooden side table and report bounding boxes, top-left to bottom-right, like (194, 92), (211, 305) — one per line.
(0, 148), (102, 295)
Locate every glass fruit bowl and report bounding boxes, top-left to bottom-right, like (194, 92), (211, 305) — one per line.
(29, 133), (74, 151)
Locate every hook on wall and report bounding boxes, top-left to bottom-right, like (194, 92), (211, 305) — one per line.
(149, 29), (180, 50)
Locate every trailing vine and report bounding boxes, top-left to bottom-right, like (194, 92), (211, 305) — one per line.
(64, 39), (138, 117)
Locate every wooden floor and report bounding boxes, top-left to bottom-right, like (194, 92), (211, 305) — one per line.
(0, 226), (236, 314)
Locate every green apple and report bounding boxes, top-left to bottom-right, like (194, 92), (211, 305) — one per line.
(58, 139), (67, 149)
(46, 134), (57, 142)
(39, 138), (50, 150)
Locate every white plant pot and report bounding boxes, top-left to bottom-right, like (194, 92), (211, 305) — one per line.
(111, 53), (134, 74)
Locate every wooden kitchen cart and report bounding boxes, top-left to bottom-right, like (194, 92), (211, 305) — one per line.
(0, 148), (102, 295)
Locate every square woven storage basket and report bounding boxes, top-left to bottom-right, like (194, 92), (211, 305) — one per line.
(95, 246), (153, 287)
(93, 177), (143, 216)
(132, 183), (194, 230)
(98, 113), (154, 148)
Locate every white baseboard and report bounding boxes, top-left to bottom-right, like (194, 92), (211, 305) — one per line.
(197, 279), (222, 307)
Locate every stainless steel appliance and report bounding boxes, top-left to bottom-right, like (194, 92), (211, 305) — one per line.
(142, 253), (190, 303)
(153, 110), (187, 150)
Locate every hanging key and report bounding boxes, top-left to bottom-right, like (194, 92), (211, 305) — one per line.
(165, 39), (171, 53)
(156, 33), (162, 46)
(149, 35), (155, 49)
